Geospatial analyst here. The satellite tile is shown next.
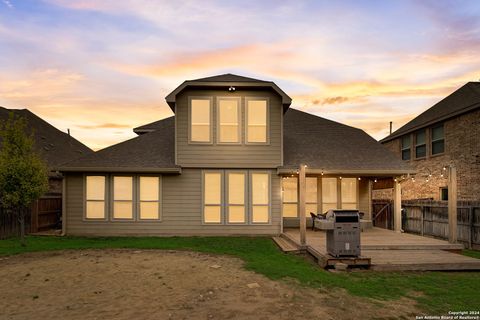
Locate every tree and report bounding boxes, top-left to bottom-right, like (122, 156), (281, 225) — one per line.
(0, 112), (49, 246)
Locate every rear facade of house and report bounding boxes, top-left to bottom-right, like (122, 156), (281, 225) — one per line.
(60, 74), (412, 236)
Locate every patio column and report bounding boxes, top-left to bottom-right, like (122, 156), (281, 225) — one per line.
(393, 179), (402, 232)
(448, 166), (457, 243)
(299, 164), (306, 246)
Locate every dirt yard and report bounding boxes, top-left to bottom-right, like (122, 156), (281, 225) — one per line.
(0, 249), (419, 319)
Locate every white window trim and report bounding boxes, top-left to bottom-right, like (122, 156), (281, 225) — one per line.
(111, 175), (135, 221)
(225, 170), (248, 225)
(202, 170), (224, 225)
(216, 96), (242, 145)
(245, 97), (270, 145)
(188, 96), (214, 145)
(249, 171), (272, 225)
(137, 176), (162, 222)
(83, 174), (108, 221)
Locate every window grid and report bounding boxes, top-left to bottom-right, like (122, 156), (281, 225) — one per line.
(431, 124), (445, 155)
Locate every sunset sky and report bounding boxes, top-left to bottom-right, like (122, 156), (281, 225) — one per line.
(1, 0), (479, 150)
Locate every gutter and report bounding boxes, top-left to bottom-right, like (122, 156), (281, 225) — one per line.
(277, 167), (416, 176)
(56, 167), (182, 174)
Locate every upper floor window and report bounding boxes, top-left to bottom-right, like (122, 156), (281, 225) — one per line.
(190, 98), (212, 143)
(401, 135), (411, 160)
(218, 98), (240, 143)
(246, 99), (268, 143)
(415, 129), (426, 158)
(431, 124), (444, 155)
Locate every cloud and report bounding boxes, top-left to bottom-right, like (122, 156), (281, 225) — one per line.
(75, 123), (132, 129)
(2, 0), (13, 8)
(312, 96), (349, 106)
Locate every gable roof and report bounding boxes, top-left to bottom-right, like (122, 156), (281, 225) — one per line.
(165, 73), (292, 112)
(381, 82), (480, 143)
(0, 107), (93, 168)
(58, 116), (178, 173)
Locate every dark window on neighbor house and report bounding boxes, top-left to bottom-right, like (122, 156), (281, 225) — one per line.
(440, 187), (448, 201)
(415, 129), (426, 158)
(401, 135), (411, 160)
(431, 124), (445, 155)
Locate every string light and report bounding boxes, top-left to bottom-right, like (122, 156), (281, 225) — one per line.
(358, 177), (361, 181)
(339, 176), (342, 180)
(374, 178), (377, 183)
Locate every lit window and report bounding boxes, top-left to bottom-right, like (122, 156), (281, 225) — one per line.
(341, 178), (357, 209)
(401, 135), (411, 160)
(113, 176), (133, 219)
(85, 176), (105, 219)
(218, 99), (240, 143)
(282, 177), (298, 217)
(227, 173), (246, 223)
(415, 130), (426, 158)
(431, 125), (444, 155)
(322, 178), (337, 213)
(204, 172), (222, 223)
(190, 99), (211, 142)
(251, 173), (270, 223)
(246, 100), (267, 143)
(306, 177), (318, 215)
(139, 177), (160, 220)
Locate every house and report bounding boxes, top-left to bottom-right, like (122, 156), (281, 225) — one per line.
(58, 74), (412, 236)
(378, 82), (480, 201)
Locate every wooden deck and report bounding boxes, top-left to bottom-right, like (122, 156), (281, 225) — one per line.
(282, 228), (480, 271)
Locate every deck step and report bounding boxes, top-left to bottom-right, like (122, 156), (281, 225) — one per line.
(272, 236), (301, 253)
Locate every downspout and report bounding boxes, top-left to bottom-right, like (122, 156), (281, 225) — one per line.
(61, 173), (67, 236)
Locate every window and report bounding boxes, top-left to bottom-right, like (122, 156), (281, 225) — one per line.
(113, 176), (133, 219)
(415, 130), (426, 158)
(139, 177), (160, 220)
(204, 172), (222, 223)
(401, 135), (411, 160)
(246, 99), (267, 143)
(251, 173), (270, 223)
(341, 178), (357, 209)
(85, 176), (106, 219)
(282, 177), (298, 217)
(322, 178), (337, 213)
(190, 98), (211, 143)
(440, 187), (448, 201)
(306, 177), (318, 215)
(227, 172), (246, 223)
(218, 98), (240, 143)
(431, 124), (445, 155)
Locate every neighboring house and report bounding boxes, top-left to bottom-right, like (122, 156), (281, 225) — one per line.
(378, 82), (480, 201)
(58, 74), (412, 236)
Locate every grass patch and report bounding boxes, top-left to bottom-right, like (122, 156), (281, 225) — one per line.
(1, 236), (479, 313)
(462, 249), (480, 259)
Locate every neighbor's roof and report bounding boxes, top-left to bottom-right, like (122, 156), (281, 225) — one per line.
(0, 107), (93, 168)
(381, 82), (480, 143)
(58, 116), (178, 173)
(165, 73), (292, 112)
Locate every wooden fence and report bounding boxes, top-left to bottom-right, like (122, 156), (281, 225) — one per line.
(372, 199), (393, 230)
(0, 194), (62, 239)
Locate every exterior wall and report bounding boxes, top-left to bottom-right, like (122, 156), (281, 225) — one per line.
(65, 168), (282, 236)
(175, 88), (283, 168)
(380, 109), (480, 201)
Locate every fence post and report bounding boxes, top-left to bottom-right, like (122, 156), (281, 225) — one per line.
(421, 206), (424, 236)
(394, 180), (402, 232)
(448, 166), (457, 243)
(469, 207), (473, 249)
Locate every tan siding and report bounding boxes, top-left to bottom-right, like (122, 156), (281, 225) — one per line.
(65, 169), (282, 236)
(176, 89), (282, 167)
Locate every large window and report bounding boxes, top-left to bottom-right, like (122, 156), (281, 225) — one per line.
(227, 172), (246, 223)
(251, 173), (270, 223)
(415, 129), (426, 158)
(85, 176), (106, 219)
(322, 178), (337, 213)
(401, 135), (411, 160)
(246, 99), (267, 143)
(139, 177), (160, 220)
(306, 177), (318, 215)
(431, 124), (445, 155)
(204, 172), (222, 223)
(190, 98), (211, 143)
(218, 98), (240, 143)
(341, 178), (357, 209)
(113, 176), (133, 219)
(282, 177), (298, 217)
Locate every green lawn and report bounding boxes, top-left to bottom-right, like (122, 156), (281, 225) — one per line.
(1, 236), (479, 313)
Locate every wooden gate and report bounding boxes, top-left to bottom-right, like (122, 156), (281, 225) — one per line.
(372, 199), (393, 230)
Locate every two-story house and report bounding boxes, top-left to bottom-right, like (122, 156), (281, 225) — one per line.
(379, 82), (480, 201)
(58, 74), (412, 236)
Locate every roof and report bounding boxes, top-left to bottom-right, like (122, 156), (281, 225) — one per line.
(381, 82), (480, 143)
(165, 73), (292, 112)
(0, 107), (93, 168)
(58, 116), (178, 173)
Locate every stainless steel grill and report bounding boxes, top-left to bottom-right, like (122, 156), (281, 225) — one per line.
(318, 209), (361, 257)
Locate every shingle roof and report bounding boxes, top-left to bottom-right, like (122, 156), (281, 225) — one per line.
(59, 116), (177, 172)
(0, 107), (93, 168)
(191, 73), (268, 83)
(381, 82), (480, 143)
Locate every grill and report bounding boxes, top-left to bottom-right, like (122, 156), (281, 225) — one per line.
(318, 209), (361, 257)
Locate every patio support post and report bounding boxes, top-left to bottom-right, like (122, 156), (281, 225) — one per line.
(448, 166), (457, 243)
(299, 164), (306, 246)
(394, 179), (402, 232)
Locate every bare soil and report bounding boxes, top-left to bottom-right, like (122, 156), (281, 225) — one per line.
(0, 250), (419, 319)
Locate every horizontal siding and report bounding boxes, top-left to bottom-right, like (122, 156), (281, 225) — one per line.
(65, 169), (281, 236)
(176, 89), (282, 167)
